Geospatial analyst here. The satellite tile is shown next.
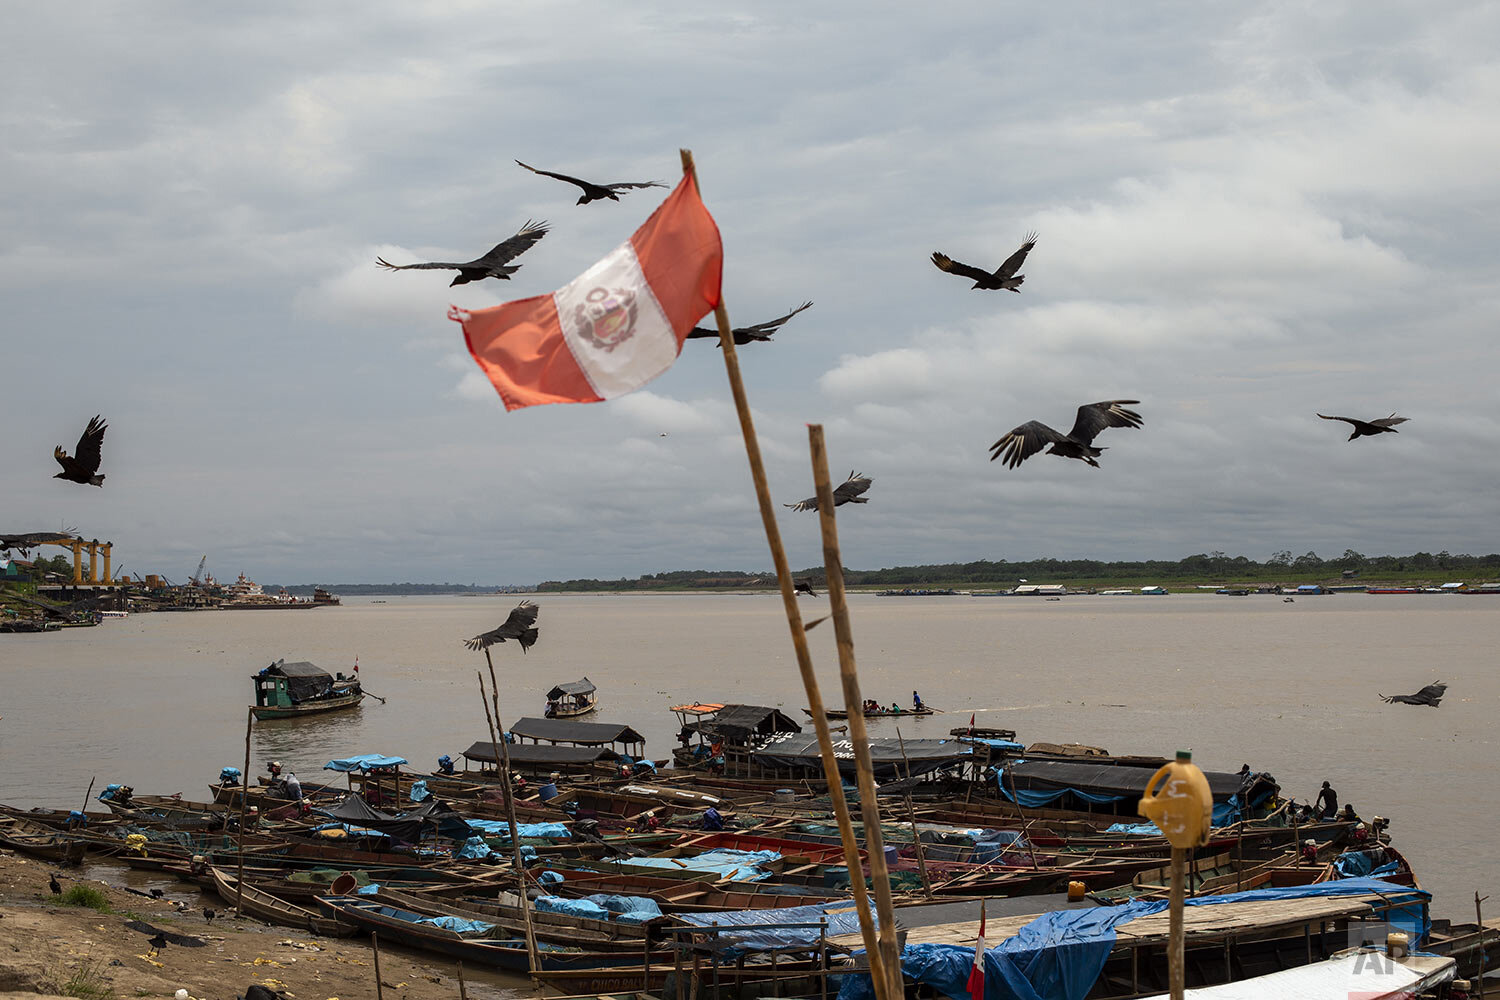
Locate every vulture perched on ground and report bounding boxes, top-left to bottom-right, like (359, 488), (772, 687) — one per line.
(784, 471), (872, 513)
(1380, 682), (1446, 706)
(515, 160), (666, 204)
(53, 415), (107, 486)
(1317, 412), (1409, 441)
(794, 578), (819, 597)
(687, 302), (814, 346)
(376, 220), (548, 286)
(931, 232), (1038, 291)
(463, 601), (540, 653)
(990, 400), (1143, 469)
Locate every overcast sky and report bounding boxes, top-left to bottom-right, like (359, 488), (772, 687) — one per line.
(4, 2), (1498, 585)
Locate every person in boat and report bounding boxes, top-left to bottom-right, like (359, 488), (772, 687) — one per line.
(678, 725), (693, 748)
(913, 691), (924, 711)
(1340, 803), (1360, 823)
(544, 698), (558, 718)
(284, 771), (303, 804)
(890, 703), (902, 714)
(1315, 780), (1339, 820)
(437, 754), (456, 776)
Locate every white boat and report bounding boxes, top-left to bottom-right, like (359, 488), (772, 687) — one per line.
(98, 610), (128, 619)
(1141, 949), (1454, 998)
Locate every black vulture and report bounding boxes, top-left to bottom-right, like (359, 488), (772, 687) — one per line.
(376, 220), (548, 286)
(687, 302), (813, 346)
(990, 400), (1143, 469)
(516, 160), (666, 205)
(931, 232), (1038, 291)
(463, 601), (540, 653)
(53, 415), (107, 486)
(148, 932), (168, 956)
(794, 578), (819, 597)
(203, 907), (216, 925)
(125, 919), (206, 948)
(1317, 412), (1409, 441)
(784, 471), (872, 513)
(49, 873), (62, 895)
(1380, 682), (1446, 707)
(0, 532), (77, 556)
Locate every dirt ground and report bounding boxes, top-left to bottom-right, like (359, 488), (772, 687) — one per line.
(0, 851), (539, 1000)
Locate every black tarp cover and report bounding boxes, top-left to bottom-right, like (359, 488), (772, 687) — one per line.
(748, 733), (971, 778)
(461, 741), (620, 766)
(1005, 760), (1244, 802)
(316, 795), (471, 842)
(256, 660), (333, 703)
(508, 717), (644, 746)
(688, 704), (802, 741)
(546, 678), (596, 698)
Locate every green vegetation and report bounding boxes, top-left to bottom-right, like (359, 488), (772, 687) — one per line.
(57, 883), (110, 912)
(536, 549), (1500, 592)
(44, 955), (111, 1000)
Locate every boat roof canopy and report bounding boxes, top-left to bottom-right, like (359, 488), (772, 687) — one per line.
(461, 741), (619, 765)
(323, 753), (407, 772)
(688, 704), (802, 740)
(547, 677), (596, 698)
(1006, 759), (1247, 801)
(508, 717), (644, 746)
(750, 733), (970, 778)
(255, 660), (334, 702)
(670, 702), (725, 715)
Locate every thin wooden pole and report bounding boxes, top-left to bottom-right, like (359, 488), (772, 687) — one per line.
(682, 146), (889, 1000)
(1476, 891), (1489, 1000)
(904, 795), (934, 900)
(79, 776), (96, 820)
(456, 961), (468, 1000)
(808, 422), (902, 1000)
(1169, 847), (1186, 1000)
(372, 931), (385, 1000)
(477, 666), (540, 977)
(235, 706), (252, 916)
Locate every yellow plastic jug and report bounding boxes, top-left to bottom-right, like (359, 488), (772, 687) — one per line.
(1137, 750), (1212, 848)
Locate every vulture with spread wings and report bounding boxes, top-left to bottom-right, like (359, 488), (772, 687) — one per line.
(785, 471), (872, 513)
(1381, 682), (1446, 707)
(463, 601), (540, 653)
(990, 400), (1143, 469)
(54, 415), (108, 486)
(931, 232), (1038, 291)
(516, 160), (666, 205)
(376, 220), (548, 286)
(687, 302), (813, 346)
(1317, 412), (1408, 441)
(794, 578), (819, 597)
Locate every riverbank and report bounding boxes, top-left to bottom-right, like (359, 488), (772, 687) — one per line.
(0, 852), (531, 1000)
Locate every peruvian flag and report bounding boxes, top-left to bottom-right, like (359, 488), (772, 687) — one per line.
(453, 170), (723, 411)
(967, 902), (986, 1000)
(968, 712), (976, 736)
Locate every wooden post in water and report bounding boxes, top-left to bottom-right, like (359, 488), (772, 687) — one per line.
(372, 931), (385, 1000)
(808, 422), (902, 1000)
(476, 667), (541, 978)
(684, 146), (890, 1000)
(235, 706), (252, 916)
(79, 776), (96, 819)
(1477, 891), (1489, 1000)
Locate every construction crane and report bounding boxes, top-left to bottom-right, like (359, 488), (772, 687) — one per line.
(190, 555), (207, 587)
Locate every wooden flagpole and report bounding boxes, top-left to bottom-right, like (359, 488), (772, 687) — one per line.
(681, 147), (890, 1000)
(809, 423), (903, 1000)
(477, 666), (540, 978)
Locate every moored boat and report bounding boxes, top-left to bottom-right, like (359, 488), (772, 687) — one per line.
(546, 678), (599, 718)
(252, 659), (363, 720)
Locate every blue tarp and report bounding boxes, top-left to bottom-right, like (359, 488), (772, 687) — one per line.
(456, 836), (494, 859)
(584, 894), (663, 922)
(1104, 823), (1161, 836)
(679, 899), (866, 949)
(323, 754), (408, 772)
(417, 914), (496, 935)
(626, 848), (780, 882)
(539, 870), (565, 885)
(219, 767), (242, 784)
(408, 780), (431, 802)
(996, 779), (1127, 808)
(970, 739), (1026, 752)
(836, 878), (1428, 1000)
(536, 895), (610, 920)
(465, 819), (571, 839)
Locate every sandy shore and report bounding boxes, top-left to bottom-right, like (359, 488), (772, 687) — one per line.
(0, 852), (537, 1000)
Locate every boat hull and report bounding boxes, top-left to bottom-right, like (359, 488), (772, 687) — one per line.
(251, 691), (364, 720)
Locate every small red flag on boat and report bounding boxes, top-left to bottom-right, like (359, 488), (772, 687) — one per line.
(967, 901), (986, 1000)
(353, 656), (359, 673)
(968, 712), (976, 736)
(453, 170), (723, 411)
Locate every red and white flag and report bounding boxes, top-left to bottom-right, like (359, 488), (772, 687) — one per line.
(967, 902), (987, 1000)
(968, 712), (976, 736)
(453, 170), (723, 411)
(353, 656), (359, 674)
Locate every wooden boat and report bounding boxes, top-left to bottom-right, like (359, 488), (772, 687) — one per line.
(0, 817), (87, 865)
(546, 678), (599, 719)
(210, 866), (355, 937)
(251, 659), (363, 720)
(814, 705), (934, 719)
(375, 887), (652, 947)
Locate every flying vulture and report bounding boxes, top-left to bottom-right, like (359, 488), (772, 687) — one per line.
(0, 532), (77, 555)
(54, 415), (107, 486)
(794, 578), (819, 597)
(687, 302), (814, 346)
(990, 400), (1143, 469)
(1317, 412), (1409, 441)
(1380, 682), (1446, 707)
(376, 220), (548, 286)
(931, 232), (1038, 291)
(463, 601), (540, 653)
(515, 160), (666, 205)
(785, 471), (872, 513)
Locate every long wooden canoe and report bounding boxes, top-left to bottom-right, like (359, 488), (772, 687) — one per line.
(0, 817), (86, 865)
(210, 866), (355, 937)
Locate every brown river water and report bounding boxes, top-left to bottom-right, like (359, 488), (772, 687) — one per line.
(1, 592), (1496, 919)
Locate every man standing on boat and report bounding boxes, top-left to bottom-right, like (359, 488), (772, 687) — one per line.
(913, 691), (924, 711)
(1315, 780), (1339, 820)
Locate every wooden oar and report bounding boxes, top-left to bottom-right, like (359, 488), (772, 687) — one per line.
(361, 689), (388, 704)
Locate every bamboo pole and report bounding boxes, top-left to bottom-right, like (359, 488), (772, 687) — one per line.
(235, 706), (252, 916)
(808, 422), (902, 1000)
(683, 146), (890, 1000)
(894, 728), (933, 899)
(1477, 891), (1489, 1000)
(456, 961), (468, 1000)
(1169, 848), (1186, 1000)
(372, 931), (385, 1000)
(79, 776), (96, 820)
(476, 666), (541, 977)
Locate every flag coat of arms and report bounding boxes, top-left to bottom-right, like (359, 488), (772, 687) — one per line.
(967, 903), (986, 1000)
(453, 170), (723, 411)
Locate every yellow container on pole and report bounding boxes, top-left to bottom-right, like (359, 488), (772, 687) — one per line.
(1138, 750), (1212, 1000)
